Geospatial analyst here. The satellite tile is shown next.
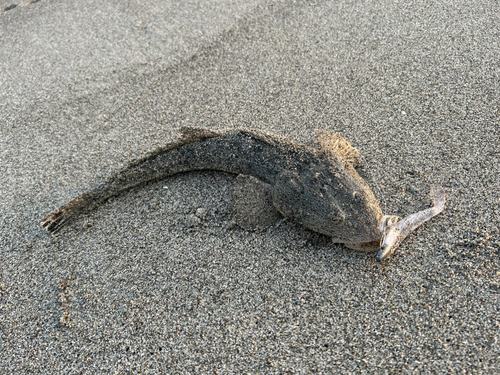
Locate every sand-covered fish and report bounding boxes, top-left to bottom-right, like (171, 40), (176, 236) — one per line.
(40, 127), (445, 261)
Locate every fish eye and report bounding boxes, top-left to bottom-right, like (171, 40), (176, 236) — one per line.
(330, 216), (343, 223)
(352, 191), (363, 202)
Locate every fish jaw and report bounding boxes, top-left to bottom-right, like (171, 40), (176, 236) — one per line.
(338, 215), (400, 252)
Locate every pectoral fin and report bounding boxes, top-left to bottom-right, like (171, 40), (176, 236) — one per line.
(231, 174), (282, 231)
(314, 129), (361, 167)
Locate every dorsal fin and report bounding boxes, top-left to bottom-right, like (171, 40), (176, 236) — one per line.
(179, 126), (220, 141)
(125, 127), (221, 170)
(314, 129), (361, 167)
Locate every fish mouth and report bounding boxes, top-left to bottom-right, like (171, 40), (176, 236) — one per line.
(332, 215), (399, 252)
(374, 215), (402, 261)
(339, 227), (384, 250)
(344, 239), (381, 252)
(341, 226), (385, 252)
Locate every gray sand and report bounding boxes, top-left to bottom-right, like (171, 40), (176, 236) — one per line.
(1, 0), (499, 373)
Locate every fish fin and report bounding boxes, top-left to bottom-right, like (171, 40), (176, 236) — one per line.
(126, 127), (221, 169)
(231, 174), (282, 231)
(39, 194), (89, 234)
(314, 129), (361, 167)
(179, 126), (220, 141)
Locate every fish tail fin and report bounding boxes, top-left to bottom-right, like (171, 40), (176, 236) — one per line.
(39, 193), (90, 234)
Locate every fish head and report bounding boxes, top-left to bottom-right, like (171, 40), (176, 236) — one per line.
(272, 166), (384, 243)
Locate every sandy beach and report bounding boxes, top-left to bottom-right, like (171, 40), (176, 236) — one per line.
(1, 0), (499, 373)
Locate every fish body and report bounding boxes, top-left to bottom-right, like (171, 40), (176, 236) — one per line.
(40, 127), (383, 245)
(40, 127), (444, 260)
